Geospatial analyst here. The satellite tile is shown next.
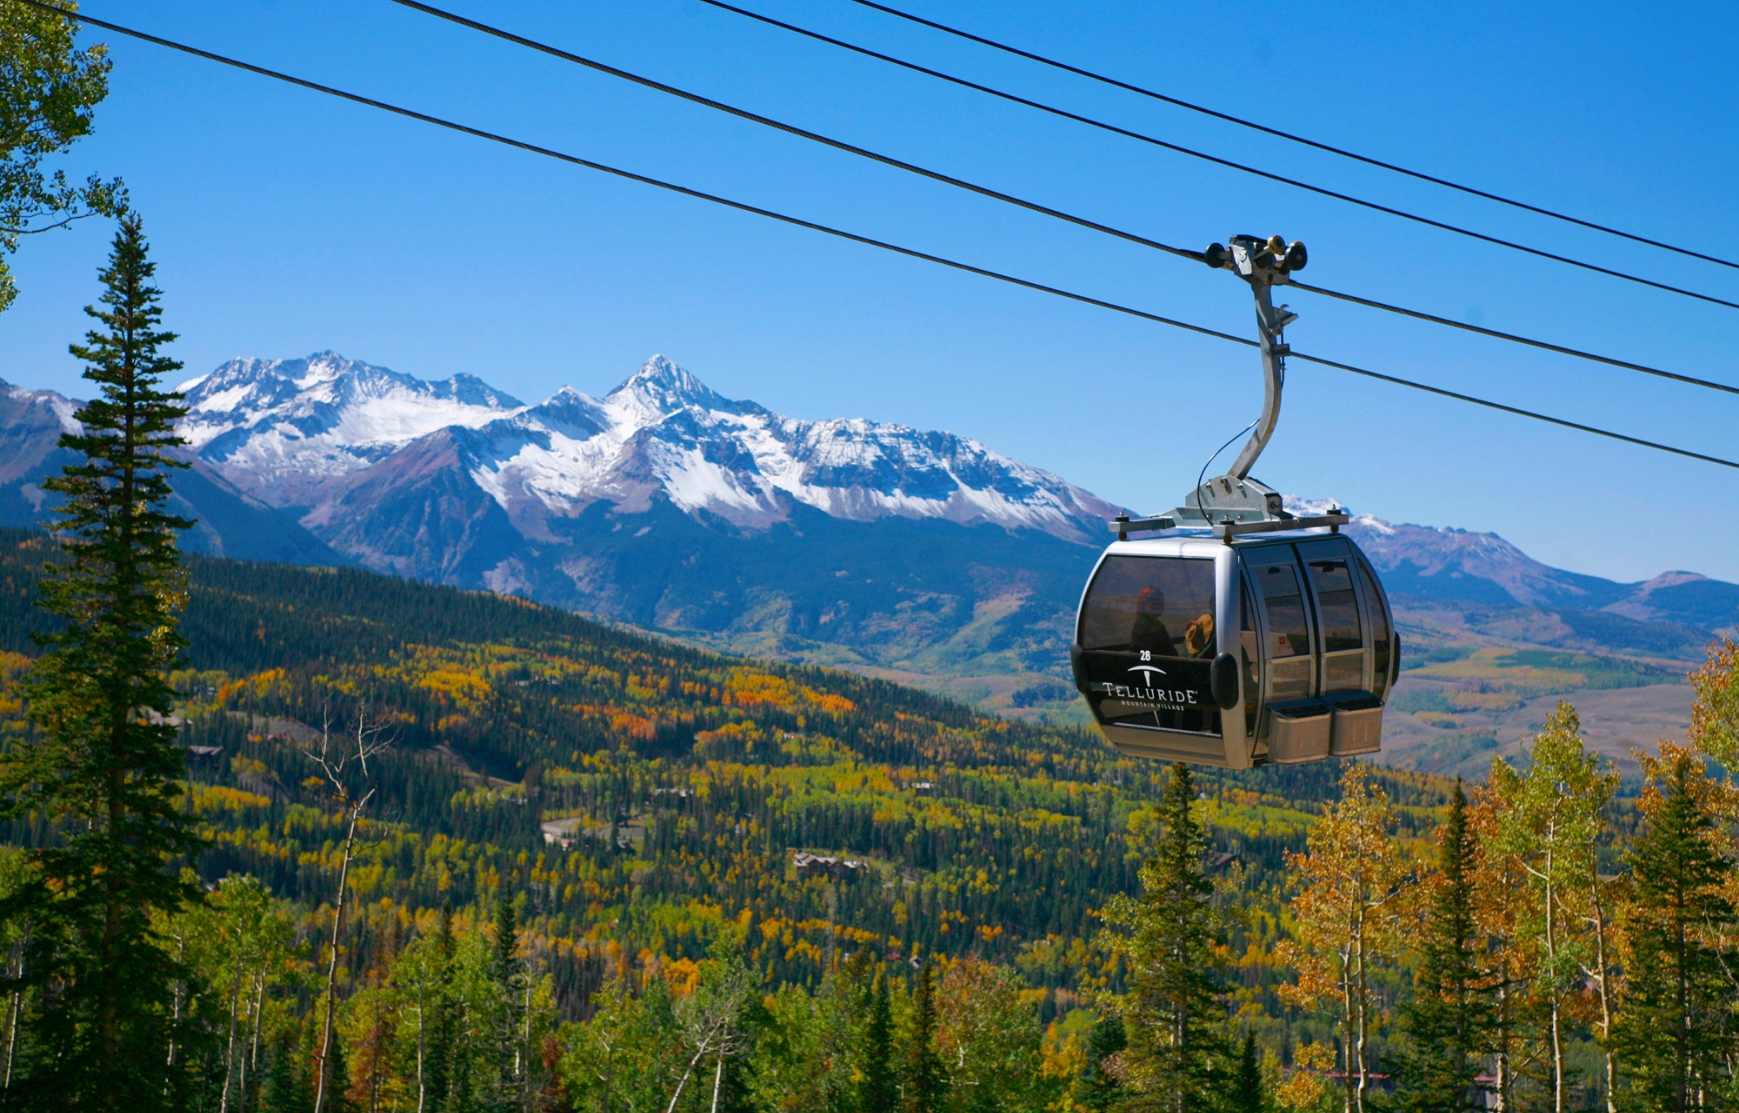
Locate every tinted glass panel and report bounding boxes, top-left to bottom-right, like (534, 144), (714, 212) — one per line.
(1306, 557), (1363, 652)
(1269, 658), (1312, 701)
(1078, 557), (1217, 658)
(1324, 654), (1363, 691)
(1353, 555), (1393, 699)
(1253, 561), (1310, 659)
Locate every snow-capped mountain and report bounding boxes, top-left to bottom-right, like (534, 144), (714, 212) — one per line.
(181, 352), (1121, 545)
(179, 352), (525, 508)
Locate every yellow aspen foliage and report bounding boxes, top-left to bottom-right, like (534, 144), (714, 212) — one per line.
(1276, 1039), (1336, 1111)
(1276, 763), (1412, 1113)
(1688, 635), (1739, 789)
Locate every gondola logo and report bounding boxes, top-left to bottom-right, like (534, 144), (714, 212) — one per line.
(1127, 664), (1168, 681)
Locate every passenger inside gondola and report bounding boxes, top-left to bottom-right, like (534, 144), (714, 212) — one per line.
(1129, 586), (1180, 655)
(1183, 612), (1215, 657)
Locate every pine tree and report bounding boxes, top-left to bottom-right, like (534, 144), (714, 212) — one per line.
(860, 970), (897, 1113)
(1612, 753), (1737, 1113)
(0, 214), (199, 1111)
(326, 1026), (356, 1113)
(424, 903), (458, 1112)
(262, 1026), (313, 1113)
(492, 894), (524, 1106)
(1075, 1011), (1125, 1112)
(1228, 1030), (1264, 1113)
(1392, 780), (1491, 1113)
(902, 962), (945, 1113)
(1107, 762), (1231, 1113)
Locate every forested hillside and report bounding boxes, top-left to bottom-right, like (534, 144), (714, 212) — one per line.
(0, 524), (1418, 982)
(1, 526), (1734, 1111)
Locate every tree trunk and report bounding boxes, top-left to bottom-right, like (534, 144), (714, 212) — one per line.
(1494, 970), (1511, 1113)
(3, 933), (23, 1090)
(1340, 940), (1355, 1113)
(665, 1046), (708, 1113)
(1585, 875), (1618, 1113)
(165, 929), (186, 1067)
(709, 1052), (725, 1113)
(1354, 908), (1369, 1113)
(314, 805), (364, 1113)
(219, 953), (245, 1113)
(416, 990), (428, 1113)
(245, 968), (264, 1101)
(1543, 835), (1564, 1113)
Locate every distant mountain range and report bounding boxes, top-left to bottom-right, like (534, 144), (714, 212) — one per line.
(0, 352), (1731, 716)
(0, 381), (342, 565)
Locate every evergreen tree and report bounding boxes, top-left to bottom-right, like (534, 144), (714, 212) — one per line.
(860, 970), (897, 1113)
(326, 1026), (355, 1113)
(1228, 1030), (1264, 1113)
(492, 894), (524, 1106)
(425, 903), (458, 1112)
(0, 214), (198, 1111)
(1106, 762), (1231, 1113)
(1392, 780), (1491, 1113)
(1075, 1011), (1125, 1112)
(262, 1027), (313, 1113)
(902, 962), (944, 1113)
(1612, 753), (1737, 1113)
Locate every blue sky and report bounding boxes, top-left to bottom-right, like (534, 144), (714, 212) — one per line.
(2, 0), (1736, 582)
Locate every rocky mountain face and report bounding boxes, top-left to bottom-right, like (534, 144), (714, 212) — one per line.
(178, 352), (1121, 550)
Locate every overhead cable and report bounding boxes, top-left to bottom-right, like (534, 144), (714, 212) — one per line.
(1290, 280), (1739, 396)
(383, 0), (1199, 263)
(23, 0), (1737, 472)
(846, 0), (1739, 274)
(688, 0), (1739, 311)
(389, 0), (1739, 394)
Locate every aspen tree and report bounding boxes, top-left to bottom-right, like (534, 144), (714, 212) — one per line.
(1467, 772), (1547, 1113)
(1276, 763), (1410, 1113)
(0, 0), (126, 314)
(1491, 704), (1613, 1113)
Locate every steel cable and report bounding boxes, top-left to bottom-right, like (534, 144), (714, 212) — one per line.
(20, 0), (1736, 471)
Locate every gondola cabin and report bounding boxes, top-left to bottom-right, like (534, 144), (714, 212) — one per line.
(1071, 528), (1397, 769)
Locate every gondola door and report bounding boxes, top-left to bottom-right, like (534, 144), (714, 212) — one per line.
(1298, 537), (1385, 756)
(1244, 549), (1316, 705)
(1243, 546), (1328, 762)
(1298, 539), (1367, 695)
